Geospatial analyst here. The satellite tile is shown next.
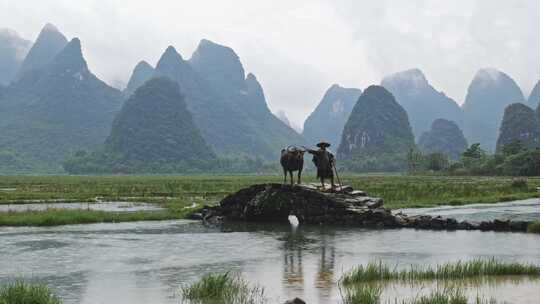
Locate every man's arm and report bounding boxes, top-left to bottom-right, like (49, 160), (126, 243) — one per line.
(306, 149), (318, 155)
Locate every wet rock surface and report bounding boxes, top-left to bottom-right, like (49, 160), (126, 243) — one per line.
(200, 183), (532, 232)
(284, 298), (306, 304)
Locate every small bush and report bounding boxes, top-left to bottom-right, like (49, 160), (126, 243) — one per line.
(0, 280), (61, 304)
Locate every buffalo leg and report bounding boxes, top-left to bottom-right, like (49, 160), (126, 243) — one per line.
(297, 169), (302, 185)
(283, 169), (287, 184)
(289, 171), (294, 186)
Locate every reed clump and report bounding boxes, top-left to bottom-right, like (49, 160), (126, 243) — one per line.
(341, 259), (540, 285)
(180, 272), (266, 304)
(407, 288), (467, 304)
(341, 284), (382, 304)
(0, 280), (62, 304)
(340, 285), (501, 304)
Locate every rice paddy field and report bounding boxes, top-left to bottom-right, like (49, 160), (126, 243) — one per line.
(0, 174), (540, 226)
(0, 174), (539, 207)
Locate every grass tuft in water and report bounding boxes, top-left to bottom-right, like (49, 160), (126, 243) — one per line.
(341, 284), (382, 304)
(528, 220), (540, 233)
(0, 280), (62, 304)
(341, 259), (540, 285)
(180, 272), (266, 304)
(407, 288), (467, 304)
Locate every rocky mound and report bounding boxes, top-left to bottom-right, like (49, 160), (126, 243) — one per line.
(418, 119), (468, 160)
(17, 23), (67, 77)
(150, 43), (303, 159)
(496, 103), (540, 152)
(338, 85), (416, 171)
(275, 109), (293, 129)
(199, 183), (531, 232)
(381, 69), (463, 137)
(124, 60), (154, 98)
(202, 183), (394, 226)
(529, 80), (540, 108)
(0, 37), (122, 172)
(303, 84), (362, 147)
(189, 39), (305, 157)
(462, 68), (525, 151)
(105, 77), (216, 167)
(0, 28), (31, 84)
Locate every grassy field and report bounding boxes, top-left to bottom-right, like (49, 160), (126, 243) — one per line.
(0, 208), (192, 227)
(0, 174), (539, 226)
(1, 174), (539, 208)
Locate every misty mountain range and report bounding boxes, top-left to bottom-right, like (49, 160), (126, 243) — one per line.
(1, 23), (539, 173)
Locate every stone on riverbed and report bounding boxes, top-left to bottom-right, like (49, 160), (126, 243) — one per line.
(200, 183), (533, 233)
(203, 183), (397, 227)
(284, 298), (306, 304)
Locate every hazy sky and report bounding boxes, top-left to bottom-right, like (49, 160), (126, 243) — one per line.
(1, 0), (539, 126)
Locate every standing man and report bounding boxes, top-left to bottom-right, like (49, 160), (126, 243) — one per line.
(307, 141), (335, 189)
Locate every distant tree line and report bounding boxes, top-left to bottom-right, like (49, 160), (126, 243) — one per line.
(407, 140), (540, 176)
(62, 150), (281, 175)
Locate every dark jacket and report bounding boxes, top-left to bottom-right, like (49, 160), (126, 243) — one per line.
(308, 149), (335, 178)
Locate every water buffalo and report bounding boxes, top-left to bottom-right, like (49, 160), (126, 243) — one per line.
(280, 146), (305, 185)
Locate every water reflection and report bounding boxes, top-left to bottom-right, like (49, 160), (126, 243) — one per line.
(283, 235), (304, 289)
(315, 231), (336, 300)
(1, 220), (540, 304)
(279, 227), (338, 301)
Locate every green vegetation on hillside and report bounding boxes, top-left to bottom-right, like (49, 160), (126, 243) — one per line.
(0, 36), (122, 173)
(496, 103), (540, 152)
(338, 85), (416, 172)
(418, 118), (468, 160)
(63, 77), (217, 174)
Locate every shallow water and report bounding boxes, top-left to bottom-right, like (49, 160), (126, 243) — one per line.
(399, 198), (540, 222)
(1, 217), (540, 303)
(0, 201), (164, 213)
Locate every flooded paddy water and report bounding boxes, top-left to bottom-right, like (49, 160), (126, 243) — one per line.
(0, 201), (165, 213)
(399, 198), (540, 222)
(1, 200), (540, 303)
